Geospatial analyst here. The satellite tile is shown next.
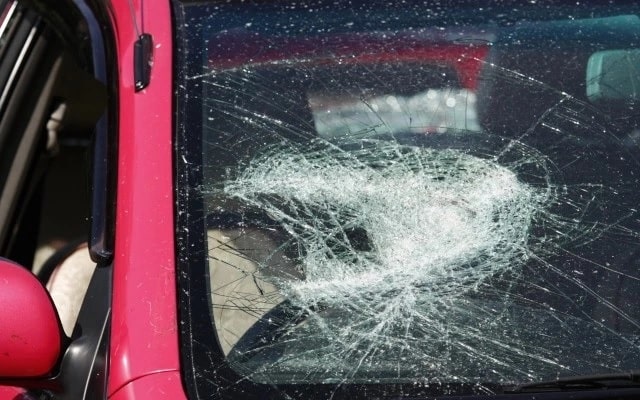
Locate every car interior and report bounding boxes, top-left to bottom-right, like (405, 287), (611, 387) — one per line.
(0, 0), (106, 336)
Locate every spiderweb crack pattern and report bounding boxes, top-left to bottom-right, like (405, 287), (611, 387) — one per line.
(203, 62), (640, 388)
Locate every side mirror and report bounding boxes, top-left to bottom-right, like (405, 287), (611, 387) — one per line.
(0, 259), (62, 378)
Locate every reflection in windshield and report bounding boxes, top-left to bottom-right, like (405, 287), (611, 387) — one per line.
(176, 3), (640, 397)
(309, 89), (481, 137)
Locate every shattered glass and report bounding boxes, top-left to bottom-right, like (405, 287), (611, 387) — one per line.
(175, 1), (640, 397)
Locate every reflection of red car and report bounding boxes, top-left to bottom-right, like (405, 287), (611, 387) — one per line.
(208, 31), (488, 89)
(2, 1), (640, 400)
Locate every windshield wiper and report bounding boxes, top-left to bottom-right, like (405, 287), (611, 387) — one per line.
(505, 370), (640, 393)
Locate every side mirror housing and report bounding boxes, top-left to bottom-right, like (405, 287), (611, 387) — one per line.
(0, 259), (62, 378)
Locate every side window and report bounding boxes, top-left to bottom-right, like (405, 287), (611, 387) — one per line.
(0, 0), (105, 270)
(0, 0), (53, 265)
(0, 1), (111, 397)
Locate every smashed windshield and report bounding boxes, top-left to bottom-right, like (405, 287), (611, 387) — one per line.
(174, 1), (640, 398)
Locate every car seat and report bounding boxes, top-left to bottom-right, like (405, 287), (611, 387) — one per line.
(39, 240), (95, 337)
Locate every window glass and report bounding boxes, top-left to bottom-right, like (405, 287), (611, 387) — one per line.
(175, 2), (640, 398)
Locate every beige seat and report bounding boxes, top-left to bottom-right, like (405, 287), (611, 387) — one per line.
(208, 228), (300, 355)
(44, 243), (96, 337)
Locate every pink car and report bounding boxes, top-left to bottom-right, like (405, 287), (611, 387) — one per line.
(1, 1), (640, 399)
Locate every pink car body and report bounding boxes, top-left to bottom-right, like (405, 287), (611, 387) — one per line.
(0, 0), (185, 398)
(107, 1), (183, 398)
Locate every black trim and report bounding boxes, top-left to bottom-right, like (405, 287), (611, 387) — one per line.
(75, 0), (118, 264)
(54, 263), (111, 400)
(134, 33), (153, 91)
(172, 3), (218, 398)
